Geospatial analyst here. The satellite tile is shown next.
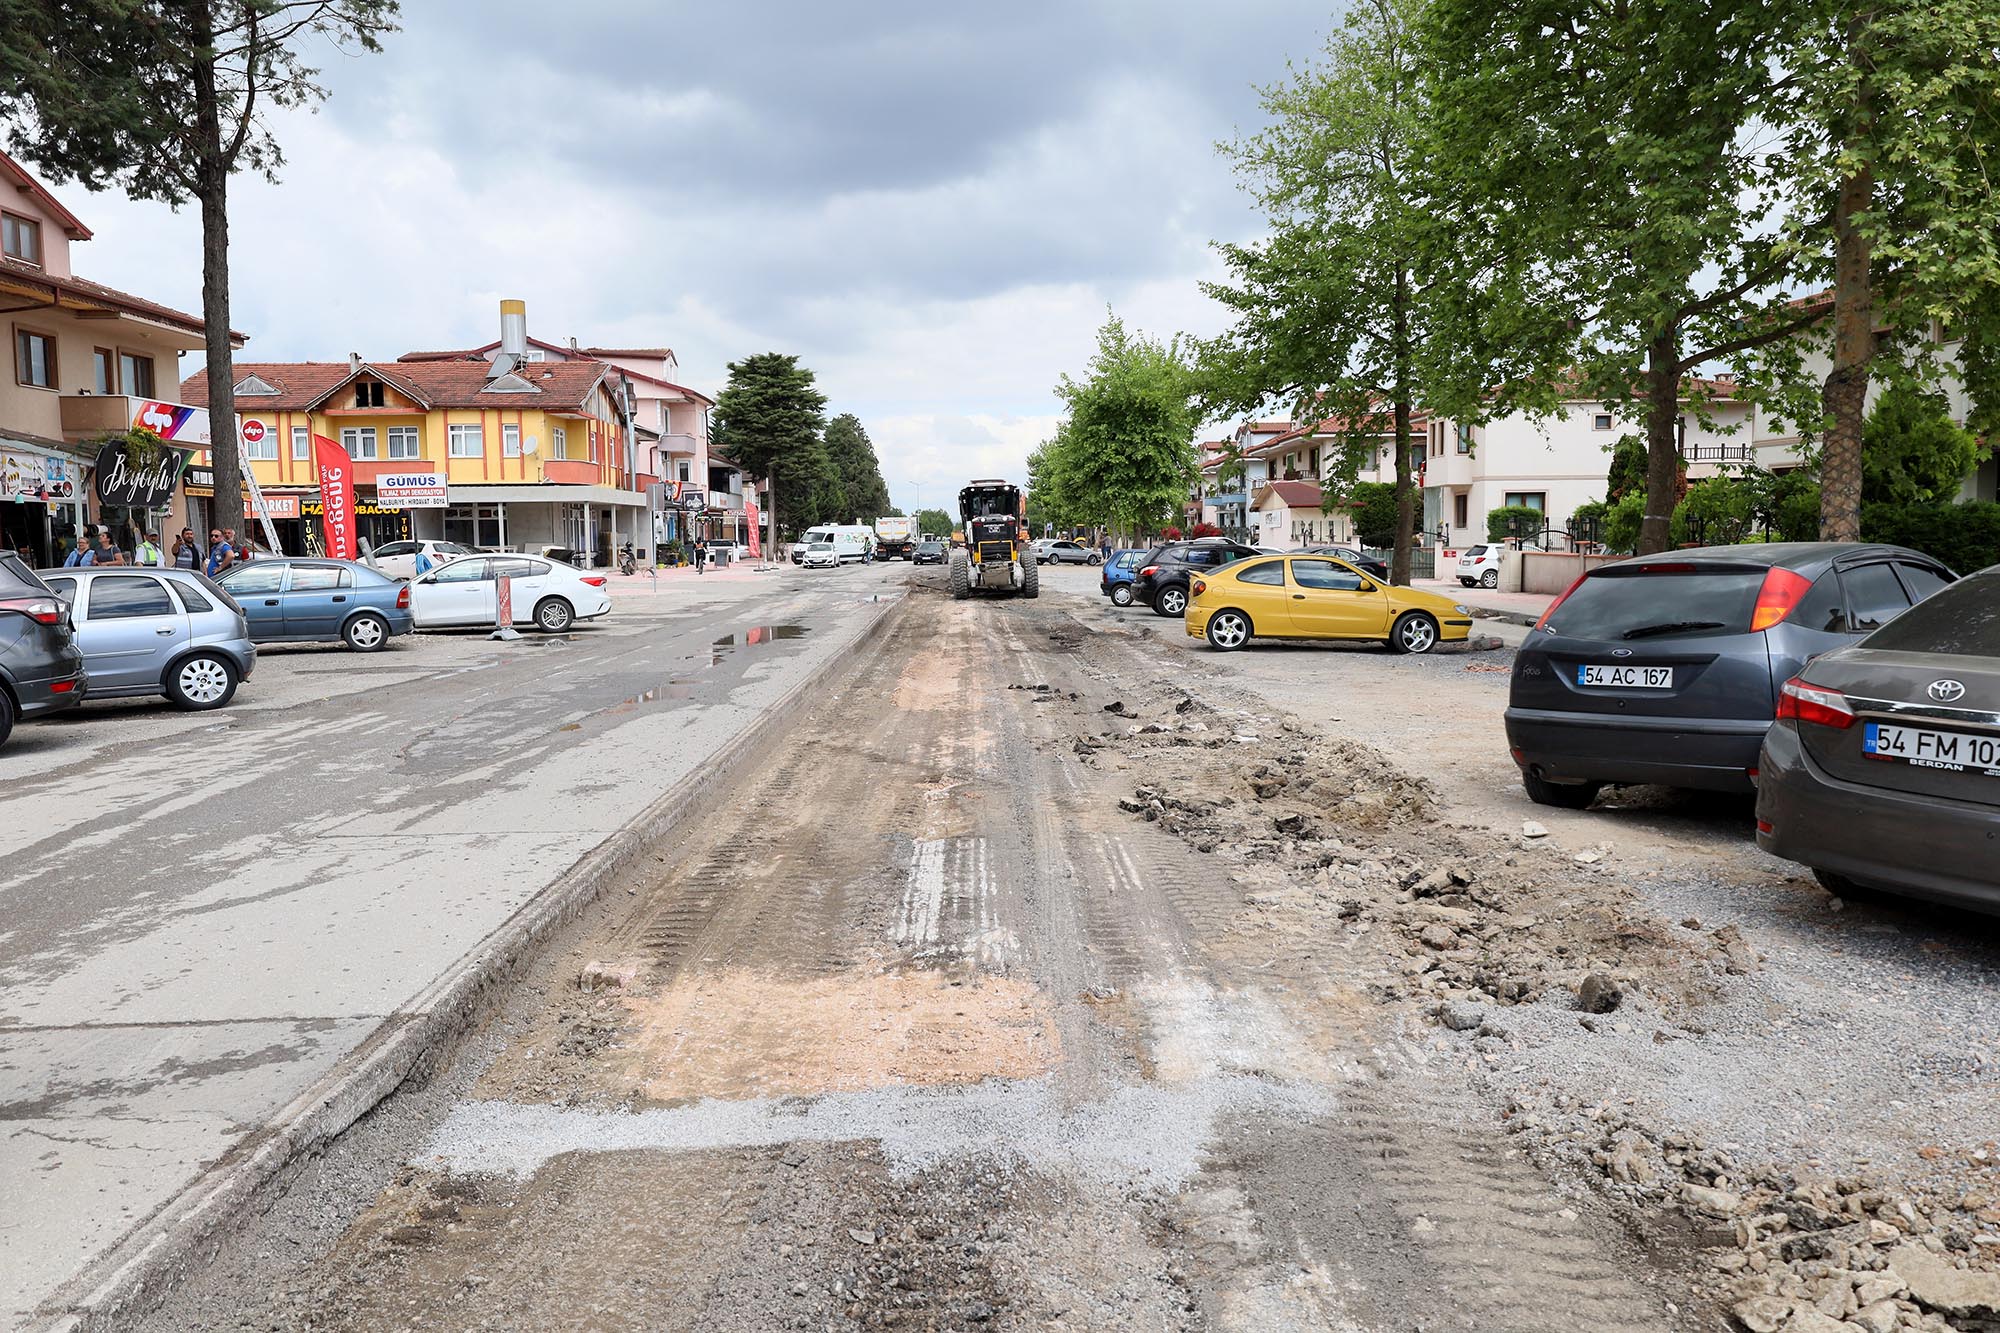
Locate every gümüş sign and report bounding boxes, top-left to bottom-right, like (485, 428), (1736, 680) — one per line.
(93, 437), (192, 507)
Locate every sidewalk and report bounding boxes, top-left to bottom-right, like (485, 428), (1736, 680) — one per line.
(600, 560), (784, 596)
(1413, 577), (1551, 628)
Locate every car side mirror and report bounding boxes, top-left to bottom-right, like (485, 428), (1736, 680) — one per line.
(1355, 581), (1377, 593)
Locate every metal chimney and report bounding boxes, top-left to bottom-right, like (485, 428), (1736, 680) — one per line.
(500, 300), (527, 357)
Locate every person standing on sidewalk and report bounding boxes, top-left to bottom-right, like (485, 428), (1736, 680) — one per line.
(92, 531), (125, 566)
(172, 528), (202, 570)
(205, 529), (234, 577)
(135, 531), (164, 566)
(693, 538), (707, 575)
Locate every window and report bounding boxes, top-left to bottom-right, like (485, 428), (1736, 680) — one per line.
(353, 381), (384, 408)
(218, 564), (282, 595)
(372, 541), (417, 559)
(1789, 574), (1848, 634)
(502, 423), (521, 458)
(1236, 559), (1286, 586)
(1503, 492), (1546, 512)
(169, 581), (213, 613)
(1454, 494), (1469, 528)
(489, 557), (539, 580)
(120, 352), (155, 398)
(243, 422), (277, 460)
(678, 463), (691, 482)
(288, 565), (350, 591)
(552, 426), (567, 456)
(340, 427), (379, 460)
(448, 423), (483, 458)
(15, 328), (55, 388)
(1457, 424), (1474, 454)
(87, 575), (175, 619)
(1593, 413), (1614, 431)
(1839, 562), (1912, 633)
(291, 427), (310, 461)
(1894, 562), (1952, 604)
(443, 504), (502, 547)
(430, 558), (490, 584)
(1545, 567), (1765, 639)
(1865, 569), (1999, 655)
(2, 211), (41, 265)
(1292, 559), (1364, 592)
(387, 426), (421, 460)
(93, 348), (114, 395)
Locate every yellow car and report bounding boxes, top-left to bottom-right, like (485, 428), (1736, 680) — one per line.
(1185, 554), (1475, 654)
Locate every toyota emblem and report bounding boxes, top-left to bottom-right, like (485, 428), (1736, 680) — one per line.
(1928, 679), (1967, 703)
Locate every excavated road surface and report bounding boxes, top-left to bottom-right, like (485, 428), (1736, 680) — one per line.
(141, 577), (1698, 1332)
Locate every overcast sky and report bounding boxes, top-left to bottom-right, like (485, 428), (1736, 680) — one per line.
(66, 1), (1334, 515)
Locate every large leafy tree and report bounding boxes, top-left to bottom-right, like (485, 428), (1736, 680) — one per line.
(711, 353), (828, 547)
(1199, 0), (1452, 585)
(821, 413), (891, 522)
(1039, 314), (1199, 540)
(1423, 0), (1820, 555)
(0, 0), (399, 535)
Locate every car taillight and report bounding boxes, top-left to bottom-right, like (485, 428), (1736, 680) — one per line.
(1749, 567), (1813, 631)
(1140, 566), (1158, 578)
(1534, 572), (1590, 632)
(1775, 675), (1855, 729)
(0, 595), (61, 625)
(51, 679), (76, 693)
(395, 585), (411, 609)
(582, 576), (607, 587)
(1191, 579), (1206, 597)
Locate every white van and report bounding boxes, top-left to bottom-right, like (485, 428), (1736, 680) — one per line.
(793, 525), (875, 564)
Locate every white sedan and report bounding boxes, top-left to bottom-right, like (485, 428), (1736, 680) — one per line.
(407, 554), (612, 632)
(799, 541), (840, 569)
(365, 539), (478, 580)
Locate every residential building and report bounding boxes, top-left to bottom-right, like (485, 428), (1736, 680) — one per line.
(1245, 414), (1421, 548)
(184, 303), (651, 563)
(1196, 420), (1292, 536)
(0, 151), (243, 564)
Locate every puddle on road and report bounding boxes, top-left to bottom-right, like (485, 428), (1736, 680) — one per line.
(709, 623), (811, 665)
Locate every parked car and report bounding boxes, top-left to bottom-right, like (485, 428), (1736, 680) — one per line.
(216, 557), (414, 652)
(366, 539), (477, 580)
(407, 554), (612, 632)
(912, 540), (947, 565)
(36, 566), (255, 711)
(1301, 544), (1390, 581)
(1099, 548), (1147, 606)
(1756, 564), (2000, 914)
(1187, 554), (1473, 654)
(0, 552), (86, 746)
(1505, 542), (1955, 809)
(1034, 539), (1103, 566)
(1135, 538), (1264, 617)
(1457, 544), (1505, 589)
(800, 541), (840, 569)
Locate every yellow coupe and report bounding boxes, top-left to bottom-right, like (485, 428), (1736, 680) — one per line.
(1185, 554), (1475, 654)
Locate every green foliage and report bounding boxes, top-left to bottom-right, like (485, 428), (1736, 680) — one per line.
(1861, 501), (2000, 574)
(1345, 482), (1402, 549)
(1035, 313), (1199, 534)
(1672, 477), (1755, 547)
(1860, 384), (1986, 506)
(912, 507), (954, 538)
(820, 413), (892, 522)
(1749, 469), (1823, 543)
(711, 353), (831, 532)
(1486, 506), (1545, 542)
(1605, 437), (1648, 502)
(1600, 493), (1647, 554)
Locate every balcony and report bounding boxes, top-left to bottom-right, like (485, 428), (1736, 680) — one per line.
(541, 458), (601, 486)
(656, 433), (701, 456)
(61, 394), (212, 447)
(1683, 442), (1754, 463)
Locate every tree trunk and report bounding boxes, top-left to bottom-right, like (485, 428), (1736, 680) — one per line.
(1389, 266), (1415, 585)
(1819, 160), (1874, 542)
(1638, 330), (1683, 555)
(191, 8), (239, 548)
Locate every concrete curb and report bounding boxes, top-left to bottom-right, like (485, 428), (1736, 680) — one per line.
(1464, 605), (1542, 630)
(39, 591), (908, 1333)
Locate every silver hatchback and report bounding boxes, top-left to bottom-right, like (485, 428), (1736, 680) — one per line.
(37, 566), (257, 710)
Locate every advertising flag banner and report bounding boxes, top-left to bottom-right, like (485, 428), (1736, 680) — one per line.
(746, 498), (762, 559)
(312, 434), (357, 559)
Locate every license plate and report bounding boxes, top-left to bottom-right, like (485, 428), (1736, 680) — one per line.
(1863, 723), (2000, 772)
(1577, 664), (1673, 689)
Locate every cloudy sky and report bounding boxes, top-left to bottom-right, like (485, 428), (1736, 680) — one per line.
(66, 1), (1335, 515)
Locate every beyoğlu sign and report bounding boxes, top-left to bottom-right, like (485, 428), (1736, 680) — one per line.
(93, 438), (193, 508)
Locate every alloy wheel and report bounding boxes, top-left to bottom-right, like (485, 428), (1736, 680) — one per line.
(178, 657), (231, 705)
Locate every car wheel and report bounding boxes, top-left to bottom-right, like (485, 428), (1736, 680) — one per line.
(1388, 611), (1439, 654)
(1088, 553), (1103, 566)
(1155, 585), (1188, 617)
(165, 653), (238, 711)
(1522, 771), (1601, 810)
(1812, 868), (1890, 903)
(1206, 609), (1251, 651)
(1480, 569), (1499, 589)
(0, 688), (14, 748)
(1110, 584), (1135, 607)
(1459, 577), (1474, 587)
(534, 597), (574, 632)
(343, 611), (391, 652)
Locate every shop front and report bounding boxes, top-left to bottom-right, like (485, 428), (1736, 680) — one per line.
(1, 441), (86, 566)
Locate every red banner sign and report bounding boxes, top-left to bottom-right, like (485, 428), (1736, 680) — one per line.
(312, 434), (357, 559)
(745, 498), (762, 559)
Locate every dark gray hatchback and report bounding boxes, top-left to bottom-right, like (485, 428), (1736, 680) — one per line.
(1757, 565), (2000, 913)
(0, 551), (87, 748)
(1505, 543), (1955, 808)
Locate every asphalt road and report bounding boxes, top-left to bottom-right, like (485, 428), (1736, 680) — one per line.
(0, 561), (906, 1329)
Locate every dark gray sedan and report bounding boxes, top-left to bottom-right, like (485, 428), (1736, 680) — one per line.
(1757, 565), (2000, 913)
(1505, 543), (1955, 808)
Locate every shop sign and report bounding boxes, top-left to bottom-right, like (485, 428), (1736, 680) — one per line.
(312, 435), (357, 559)
(303, 498), (405, 518)
(2, 451), (73, 502)
(246, 493), (303, 520)
(240, 419), (267, 447)
(94, 437), (193, 507)
(131, 400), (212, 445)
(378, 471), (448, 508)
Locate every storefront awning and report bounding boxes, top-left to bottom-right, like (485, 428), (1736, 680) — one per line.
(439, 485), (648, 507)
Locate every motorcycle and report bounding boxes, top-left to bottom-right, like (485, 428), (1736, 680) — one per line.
(617, 543), (637, 577)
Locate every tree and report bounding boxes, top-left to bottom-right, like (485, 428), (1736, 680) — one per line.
(1039, 313), (1199, 539)
(1860, 383), (1986, 506)
(0, 0), (400, 540)
(913, 507), (954, 538)
(711, 353), (828, 550)
(1345, 481), (1401, 549)
(1605, 437), (1649, 502)
(1199, 0), (1457, 585)
(822, 413), (891, 522)
(1423, 0), (1821, 556)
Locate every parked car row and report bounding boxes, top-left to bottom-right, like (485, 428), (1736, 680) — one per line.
(0, 550), (613, 749)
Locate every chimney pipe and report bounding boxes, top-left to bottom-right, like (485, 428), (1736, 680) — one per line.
(500, 299), (527, 358)
(348, 352), (362, 373)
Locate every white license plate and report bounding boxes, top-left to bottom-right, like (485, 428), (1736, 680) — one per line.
(1577, 664), (1673, 689)
(1864, 723), (2000, 772)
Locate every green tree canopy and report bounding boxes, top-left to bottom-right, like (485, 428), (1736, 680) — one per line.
(821, 413), (891, 522)
(1037, 313), (1199, 537)
(913, 507), (954, 538)
(711, 353), (829, 541)
(1860, 384), (1987, 507)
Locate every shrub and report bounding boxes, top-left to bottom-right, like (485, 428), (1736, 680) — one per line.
(1160, 525), (1183, 541)
(1860, 501), (2000, 574)
(1188, 521), (1220, 539)
(1343, 481), (1401, 548)
(1487, 505), (1546, 541)
(1600, 492), (1646, 553)
(1672, 476), (1755, 546)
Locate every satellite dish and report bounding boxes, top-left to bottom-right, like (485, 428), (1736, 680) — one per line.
(523, 435), (540, 455)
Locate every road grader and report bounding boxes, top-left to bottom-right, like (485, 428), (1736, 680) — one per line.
(948, 479), (1038, 601)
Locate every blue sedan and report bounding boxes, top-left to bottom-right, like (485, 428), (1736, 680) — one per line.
(215, 557), (414, 651)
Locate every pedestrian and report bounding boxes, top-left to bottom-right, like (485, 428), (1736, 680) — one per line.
(414, 545), (435, 576)
(172, 528), (201, 569)
(135, 530), (164, 566)
(204, 528), (233, 576)
(93, 531), (124, 566)
(62, 529), (93, 567)
(693, 538), (707, 575)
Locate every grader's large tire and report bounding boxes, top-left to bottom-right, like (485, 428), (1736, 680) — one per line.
(1019, 555), (1039, 598)
(948, 548), (970, 600)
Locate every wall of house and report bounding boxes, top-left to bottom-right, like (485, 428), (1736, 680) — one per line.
(2, 183), (73, 279)
(4, 318), (192, 445)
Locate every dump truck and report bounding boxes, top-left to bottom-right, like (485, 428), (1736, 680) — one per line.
(948, 479), (1037, 600)
(873, 515), (917, 561)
